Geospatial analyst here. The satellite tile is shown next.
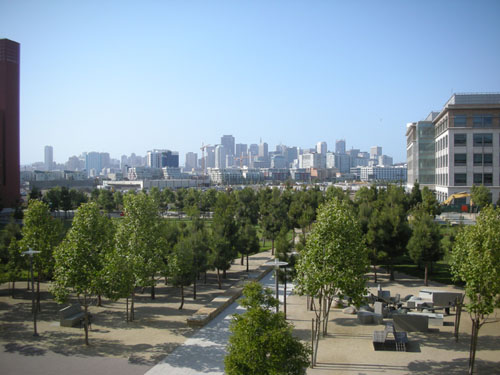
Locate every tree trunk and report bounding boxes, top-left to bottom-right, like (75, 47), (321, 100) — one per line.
(246, 253), (249, 272)
(469, 319), (480, 375)
(424, 263), (429, 286)
(36, 272), (41, 312)
(216, 268), (222, 289)
(389, 266), (395, 281)
(126, 297), (129, 322)
(84, 295), (89, 345)
(193, 278), (197, 300)
(240, 253), (244, 265)
(130, 292), (135, 321)
(179, 286), (184, 310)
(97, 294), (102, 307)
(151, 275), (155, 300)
(223, 269), (227, 279)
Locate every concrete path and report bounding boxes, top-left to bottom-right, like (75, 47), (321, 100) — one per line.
(145, 270), (290, 375)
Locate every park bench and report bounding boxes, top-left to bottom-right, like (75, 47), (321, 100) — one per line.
(59, 303), (90, 327)
(373, 322), (408, 352)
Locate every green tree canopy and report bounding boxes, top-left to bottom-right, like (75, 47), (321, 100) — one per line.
(52, 202), (115, 345)
(450, 206), (500, 374)
(407, 208), (443, 285)
(225, 281), (310, 375)
(470, 184), (491, 211)
(295, 198), (369, 364)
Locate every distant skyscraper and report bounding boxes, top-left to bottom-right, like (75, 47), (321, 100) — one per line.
(335, 139), (346, 154)
(316, 141), (327, 154)
(205, 146), (216, 168)
(370, 146), (382, 160)
(185, 152), (198, 170)
(147, 149), (179, 168)
(86, 152), (101, 177)
(44, 145), (53, 171)
(258, 142), (268, 159)
(0, 39), (20, 207)
(221, 135), (235, 156)
(235, 143), (247, 157)
(215, 144), (226, 169)
(249, 144), (259, 157)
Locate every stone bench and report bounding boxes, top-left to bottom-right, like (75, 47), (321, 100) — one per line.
(59, 303), (87, 327)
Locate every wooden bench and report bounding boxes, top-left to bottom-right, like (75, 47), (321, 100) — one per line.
(59, 303), (88, 327)
(373, 322), (408, 352)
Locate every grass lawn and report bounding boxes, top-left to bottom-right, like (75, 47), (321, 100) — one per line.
(393, 256), (463, 286)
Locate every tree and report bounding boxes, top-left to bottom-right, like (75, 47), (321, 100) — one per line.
(407, 208), (443, 286)
(235, 187), (259, 225)
(114, 192), (166, 318)
(225, 282), (310, 375)
(168, 236), (196, 309)
(51, 202), (115, 345)
(43, 187), (61, 211)
(470, 184), (490, 212)
(408, 182), (422, 209)
(450, 206), (500, 375)
(237, 221), (260, 271)
(260, 188), (289, 255)
(295, 198), (369, 365)
(210, 192), (238, 287)
(421, 186), (441, 216)
(366, 185), (411, 281)
(6, 239), (27, 297)
(29, 187), (42, 201)
(69, 188), (88, 209)
(19, 200), (62, 310)
(97, 189), (115, 212)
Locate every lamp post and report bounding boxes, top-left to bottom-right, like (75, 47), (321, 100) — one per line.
(22, 248), (41, 337)
(264, 258), (288, 314)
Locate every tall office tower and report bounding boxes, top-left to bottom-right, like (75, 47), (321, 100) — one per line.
(316, 141), (327, 154)
(44, 145), (53, 171)
(86, 152), (102, 177)
(249, 144), (259, 157)
(335, 139), (346, 154)
(370, 146), (382, 160)
(120, 155), (128, 169)
(185, 152), (198, 170)
(258, 141), (268, 159)
(406, 112), (438, 190)
(215, 144), (226, 169)
(235, 143), (247, 157)
(221, 135), (235, 156)
(205, 146), (216, 168)
(0, 39), (20, 207)
(285, 146), (298, 165)
(147, 149), (179, 168)
(100, 152), (110, 168)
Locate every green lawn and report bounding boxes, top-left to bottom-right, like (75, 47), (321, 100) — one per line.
(393, 256), (463, 286)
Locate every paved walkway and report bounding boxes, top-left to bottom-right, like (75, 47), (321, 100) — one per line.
(145, 270), (290, 375)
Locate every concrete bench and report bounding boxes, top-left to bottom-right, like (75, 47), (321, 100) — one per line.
(393, 313), (428, 332)
(408, 311), (444, 326)
(59, 303), (86, 327)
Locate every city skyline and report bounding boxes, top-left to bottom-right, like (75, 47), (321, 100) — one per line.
(2, 1), (500, 165)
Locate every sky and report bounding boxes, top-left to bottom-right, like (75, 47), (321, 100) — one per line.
(1, 0), (500, 165)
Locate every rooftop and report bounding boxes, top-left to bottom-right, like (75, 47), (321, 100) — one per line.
(444, 92), (500, 107)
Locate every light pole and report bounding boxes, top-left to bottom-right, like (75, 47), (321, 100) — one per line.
(22, 248), (41, 337)
(264, 258), (288, 314)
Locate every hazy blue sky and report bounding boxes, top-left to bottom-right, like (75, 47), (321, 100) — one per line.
(2, 0), (500, 165)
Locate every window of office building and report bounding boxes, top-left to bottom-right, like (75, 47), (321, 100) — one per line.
(455, 173), (467, 186)
(454, 115), (467, 127)
(484, 173), (493, 186)
(473, 133), (493, 147)
(473, 115), (493, 128)
(455, 134), (467, 146)
(474, 154), (483, 166)
(484, 153), (493, 166)
(455, 153), (467, 166)
(474, 173), (483, 184)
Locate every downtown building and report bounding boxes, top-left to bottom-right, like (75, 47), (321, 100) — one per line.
(407, 93), (500, 203)
(0, 39), (20, 207)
